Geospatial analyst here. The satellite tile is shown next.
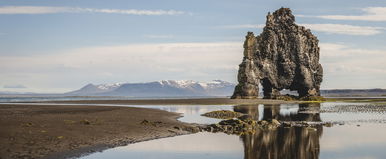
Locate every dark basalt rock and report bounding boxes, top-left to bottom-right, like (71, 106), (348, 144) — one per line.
(202, 118), (281, 135)
(232, 8), (323, 99)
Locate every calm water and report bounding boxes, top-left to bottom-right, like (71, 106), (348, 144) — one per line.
(0, 96), (219, 103)
(78, 102), (386, 159)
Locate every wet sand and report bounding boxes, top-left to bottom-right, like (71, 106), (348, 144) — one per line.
(0, 104), (198, 159)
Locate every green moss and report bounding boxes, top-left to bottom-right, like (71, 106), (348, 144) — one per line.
(275, 95), (326, 102)
(276, 95), (298, 101)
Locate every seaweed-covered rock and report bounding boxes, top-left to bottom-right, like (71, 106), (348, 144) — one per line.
(203, 118), (281, 135)
(201, 110), (244, 119)
(232, 8), (323, 99)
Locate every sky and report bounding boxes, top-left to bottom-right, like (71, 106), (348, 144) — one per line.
(0, 0), (385, 93)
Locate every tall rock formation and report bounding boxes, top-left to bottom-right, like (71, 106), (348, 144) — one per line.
(232, 8), (323, 99)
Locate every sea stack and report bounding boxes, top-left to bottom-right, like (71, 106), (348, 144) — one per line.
(232, 8), (323, 99)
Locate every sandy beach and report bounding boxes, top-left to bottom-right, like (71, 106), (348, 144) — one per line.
(0, 104), (199, 159)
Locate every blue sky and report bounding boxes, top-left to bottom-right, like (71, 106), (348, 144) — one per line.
(0, 0), (385, 92)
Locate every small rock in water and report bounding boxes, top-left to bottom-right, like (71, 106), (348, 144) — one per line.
(203, 118), (281, 135)
(323, 122), (333, 127)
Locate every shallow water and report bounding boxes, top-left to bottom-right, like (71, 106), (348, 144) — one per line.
(0, 96), (218, 103)
(80, 102), (386, 159)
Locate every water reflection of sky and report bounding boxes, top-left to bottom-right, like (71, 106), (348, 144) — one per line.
(321, 124), (386, 159)
(80, 103), (386, 159)
(82, 125), (386, 159)
(128, 105), (235, 124)
(82, 132), (243, 159)
(129, 104), (303, 124)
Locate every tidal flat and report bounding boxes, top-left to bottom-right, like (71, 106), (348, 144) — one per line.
(1, 97), (386, 159)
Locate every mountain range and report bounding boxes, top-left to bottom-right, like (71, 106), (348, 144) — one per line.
(67, 80), (386, 97)
(66, 80), (236, 97)
(2, 80), (385, 97)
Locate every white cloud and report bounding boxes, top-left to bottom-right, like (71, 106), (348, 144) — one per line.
(301, 23), (385, 35)
(0, 6), (185, 15)
(300, 7), (386, 21)
(320, 43), (386, 57)
(0, 42), (243, 92)
(1, 41), (385, 92)
(0, 6), (68, 14)
(319, 42), (386, 89)
(0, 42), (243, 72)
(3, 84), (27, 89)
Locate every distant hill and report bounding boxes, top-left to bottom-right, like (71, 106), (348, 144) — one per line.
(280, 89), (386, 97)
(320, 89), (386, 97)
(65, 80), (236, 97)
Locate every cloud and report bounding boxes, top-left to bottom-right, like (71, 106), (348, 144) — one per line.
(0, 6), (185, 15)
(301, 23), (385, 35)
(299, 7), (386, 21)
(319, 42), (386, 89)
(1, 41), (385, 91)
(0, 42), (243, 74)
(320, 43), (386, 57)
(3, 84), (27, 88)
(0, 42), (243, 92)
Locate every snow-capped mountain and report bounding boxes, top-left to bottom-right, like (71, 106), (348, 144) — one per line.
(66, 80), (236, 97)
(95, 83), (123, 90)
(66, 83), (123, 95)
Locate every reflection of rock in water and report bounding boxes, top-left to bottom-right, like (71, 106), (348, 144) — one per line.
(235, 104), (322, 159)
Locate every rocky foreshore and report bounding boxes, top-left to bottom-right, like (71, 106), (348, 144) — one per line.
(200, 117), (338, 135)
(200, 110), (337, 135)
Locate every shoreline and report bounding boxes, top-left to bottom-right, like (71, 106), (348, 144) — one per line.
(8, 97), (386, 106)
(0, 104), (199, 159)
(37, 98), (297, 105)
